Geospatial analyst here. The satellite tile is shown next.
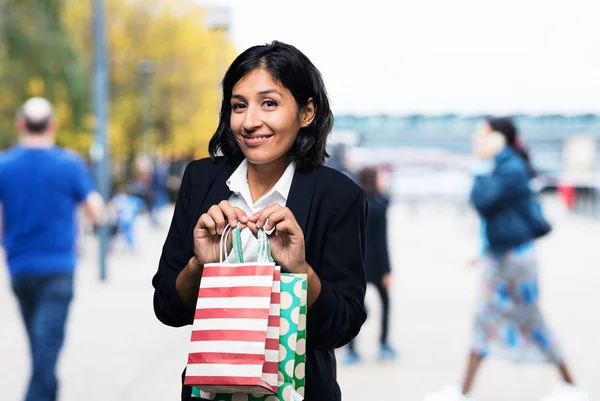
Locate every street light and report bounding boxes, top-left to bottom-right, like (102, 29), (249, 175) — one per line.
(92, 0), (110, 281)
(139, 59), (155, 156)
(204, 6), (231, 116)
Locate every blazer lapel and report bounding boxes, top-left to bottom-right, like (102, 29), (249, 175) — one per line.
(286, 167), (317, 238)
(201, 162), (236, 213)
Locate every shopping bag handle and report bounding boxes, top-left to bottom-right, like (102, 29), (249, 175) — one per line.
(218, 223), (233, 263)
(218, 223), (273, 264)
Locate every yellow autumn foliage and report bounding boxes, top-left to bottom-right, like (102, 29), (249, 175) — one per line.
(62, 0), (236, 161)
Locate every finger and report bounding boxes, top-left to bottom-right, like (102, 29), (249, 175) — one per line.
(264, 207), (294, 232)
(197, 213), (217, 235)
(246, 221), (259, 238)
(233, 207), (249, 224)
(226, 229), (234, 254)
(274, 219), (299, 237)
(219, 200), (242, 228)
(249, 203), (281, 225)
(207, 205), (226, 234)
(236, 217), (254, 232)
(253, 204), (283, 228)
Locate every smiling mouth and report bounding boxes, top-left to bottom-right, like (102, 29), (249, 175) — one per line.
(243, 135), (273, 142)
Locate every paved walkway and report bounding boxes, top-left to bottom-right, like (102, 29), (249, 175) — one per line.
(1, 202), (598, 401)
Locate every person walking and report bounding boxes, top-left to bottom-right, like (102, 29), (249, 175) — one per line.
(108, 184), (144, 252)
(326, 143), (356, 181)
(424, 117), (587, 401)
(345, 166), (397, 364)
(0, 97), (104, 401)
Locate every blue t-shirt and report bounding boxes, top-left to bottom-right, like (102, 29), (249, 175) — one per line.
(0, 145), (95, 277)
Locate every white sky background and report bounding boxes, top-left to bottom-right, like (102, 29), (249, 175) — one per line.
(206, 0), (600, 115)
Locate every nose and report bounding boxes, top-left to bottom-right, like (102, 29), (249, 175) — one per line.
(242, 104), (262, 132)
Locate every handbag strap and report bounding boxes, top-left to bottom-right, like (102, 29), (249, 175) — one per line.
(219, 223), (273, 263)
(218, 224), (234, 263)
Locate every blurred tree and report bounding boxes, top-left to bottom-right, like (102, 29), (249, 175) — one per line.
(0, 0), (89, 150)
(63, 0), (236, 164)
(1, 0), (236, 165)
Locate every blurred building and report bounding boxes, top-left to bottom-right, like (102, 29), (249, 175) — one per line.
(332, 114), (600, 174)
(330, 114), (600, 217)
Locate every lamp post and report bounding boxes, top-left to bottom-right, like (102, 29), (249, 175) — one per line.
(139, 59), (155, 156)
(92, 0), (110, 281)
(204, 6), (231, 116)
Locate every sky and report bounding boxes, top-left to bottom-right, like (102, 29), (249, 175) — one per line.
(205, 0), (600, 115)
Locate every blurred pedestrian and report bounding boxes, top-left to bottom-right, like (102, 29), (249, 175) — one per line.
(108, 183), (144, 252)
(326, 143), (356, 181)
(152, 155), (170, 212)
(131, 153), (159, 226)
(345, 166), (397, 364)
(424, 117), (587, 401)
(0, 98), (104, 401)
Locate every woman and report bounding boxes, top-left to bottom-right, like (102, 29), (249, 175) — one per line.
(345, 166), (397, 364)
(425, 117), (586, 401)
(152, 41), (368, 401)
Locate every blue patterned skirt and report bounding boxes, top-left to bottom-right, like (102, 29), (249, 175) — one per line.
(471, 244), (562, 363)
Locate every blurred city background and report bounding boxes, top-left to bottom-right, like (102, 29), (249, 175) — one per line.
(1, 0), (599, 400)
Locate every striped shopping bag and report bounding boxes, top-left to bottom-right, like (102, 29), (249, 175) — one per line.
(194, 230), (307, 401)
(185, 227), (280, 395)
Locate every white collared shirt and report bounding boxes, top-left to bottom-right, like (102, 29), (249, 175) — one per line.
(225, 159), (296, 263)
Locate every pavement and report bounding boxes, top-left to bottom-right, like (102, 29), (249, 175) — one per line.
(1, 201), (598, 401)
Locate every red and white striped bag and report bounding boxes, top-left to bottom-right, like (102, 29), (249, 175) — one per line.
(185, 226), (280, 395)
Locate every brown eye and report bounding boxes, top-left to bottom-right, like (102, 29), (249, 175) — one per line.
(263, 100), (277, 108)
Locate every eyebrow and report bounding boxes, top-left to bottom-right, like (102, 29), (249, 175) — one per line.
(258, 89), (283, 97)
(231, 89), (283, 100)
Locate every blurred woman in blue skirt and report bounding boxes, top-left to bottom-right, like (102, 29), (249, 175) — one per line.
(425, 117), (586, 401)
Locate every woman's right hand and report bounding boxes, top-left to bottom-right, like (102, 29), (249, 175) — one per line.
(191, 201), (248, 272)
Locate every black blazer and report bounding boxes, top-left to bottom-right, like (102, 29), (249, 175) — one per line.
(363, 194), (391, 284)
(152, 157), (368, 401)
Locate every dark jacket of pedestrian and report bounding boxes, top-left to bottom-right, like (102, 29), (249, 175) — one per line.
(470, 147), (536, 252)
(364, 193), (391, 283)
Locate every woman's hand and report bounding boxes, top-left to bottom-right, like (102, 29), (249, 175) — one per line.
(248, 204), (307, 274)
(192, 201), (248, 272)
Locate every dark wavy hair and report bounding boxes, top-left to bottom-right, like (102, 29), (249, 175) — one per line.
(486, 116), (536, 177)
(208, 41), (333, 170)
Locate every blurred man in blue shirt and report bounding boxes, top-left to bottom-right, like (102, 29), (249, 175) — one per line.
(0, 97), (104, 401)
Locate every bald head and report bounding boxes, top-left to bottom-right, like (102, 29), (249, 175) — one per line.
(18, 97), (55, 134)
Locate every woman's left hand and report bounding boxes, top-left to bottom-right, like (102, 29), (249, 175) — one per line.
(248, 204), (307, 274)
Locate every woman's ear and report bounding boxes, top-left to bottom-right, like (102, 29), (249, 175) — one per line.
(300, 98), (316, 127)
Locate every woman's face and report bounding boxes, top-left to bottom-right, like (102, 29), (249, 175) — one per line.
(473, 121), (493, 139)
(472, 120), (493, 149)
(472, 120), (507, 158)
(229, 68), (314, 166)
